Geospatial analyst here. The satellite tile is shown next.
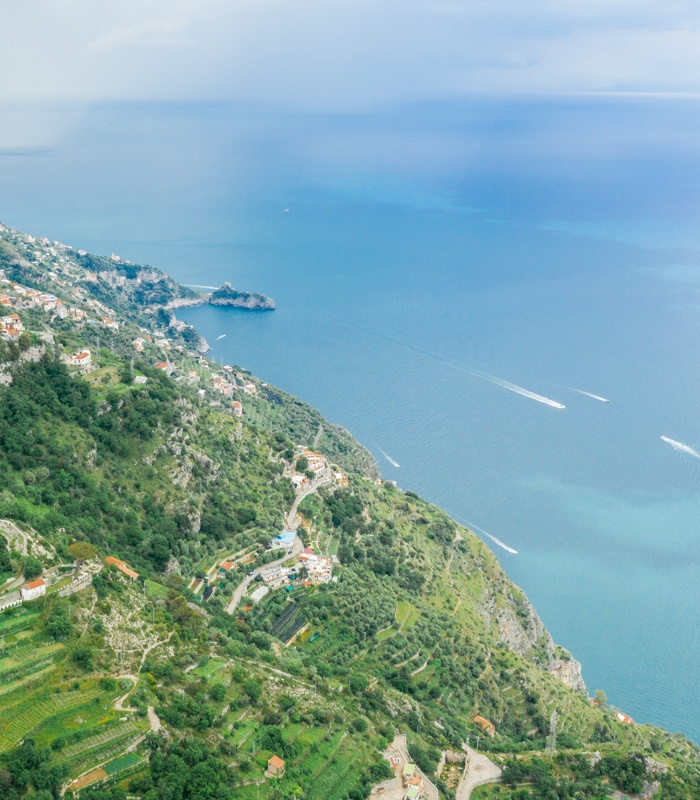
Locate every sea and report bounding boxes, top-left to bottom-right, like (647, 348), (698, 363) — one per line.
(2, 96), (700, 741)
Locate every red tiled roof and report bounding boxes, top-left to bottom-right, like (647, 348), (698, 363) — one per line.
(25, 578), (46, 590)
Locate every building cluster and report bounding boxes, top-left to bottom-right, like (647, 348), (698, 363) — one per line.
(401, 762), (425, 800)
(297, 547), (333, 584)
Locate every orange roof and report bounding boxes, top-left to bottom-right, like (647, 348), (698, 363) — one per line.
(25, 578), (45, 590)
(268, 755), (285, 769)
(119, 565), (139, 579)
(105, 556), (124, 567)
(221, 561), (235, 571)
(473, 715), (495, 733)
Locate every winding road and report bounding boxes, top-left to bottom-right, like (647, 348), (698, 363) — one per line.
(455, 746), (502, 800)
(225, 468), (331, 615)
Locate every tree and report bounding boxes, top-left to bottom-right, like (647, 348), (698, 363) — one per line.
(72, 645), (94, 671)
(594, 689), (607, 709)
(296, 457), (309, 472)
(68, 542), (97, 562)
(243, 678), (262, 704)
(22, 555), (42, 580)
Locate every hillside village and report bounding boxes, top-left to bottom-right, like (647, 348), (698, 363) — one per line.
(1, 223), (700, 800)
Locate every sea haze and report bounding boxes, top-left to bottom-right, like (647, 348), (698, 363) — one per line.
(2, 97), (700, 740)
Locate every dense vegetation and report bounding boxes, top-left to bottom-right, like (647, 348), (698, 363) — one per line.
(1, 224), (700, 800)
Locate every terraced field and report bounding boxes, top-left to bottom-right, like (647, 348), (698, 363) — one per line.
(0, 683), (116, 753)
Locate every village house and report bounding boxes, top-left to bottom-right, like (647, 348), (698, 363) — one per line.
(65, 349), (91, 369)
(133, 337), (147, 352)
(0, 294), (12, 307)
(232, 400), (243, 417)
(1, 314), (23, 332)
(21, 578), (47, 601)
(101, 316), (119, 330)
(105, 556), (139, 580)
(155, 361), (172, 375)
(243, 381), (257, 396)
(211, 375), (233, 396)
(473, 715), (496, 737)
(266, 755), (285, 778)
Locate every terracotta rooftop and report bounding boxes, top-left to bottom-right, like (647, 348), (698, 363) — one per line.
(25, 578), (46, 590)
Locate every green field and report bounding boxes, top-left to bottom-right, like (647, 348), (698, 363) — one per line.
(145, 579), (170, 599)
(103, 752), (143, 775)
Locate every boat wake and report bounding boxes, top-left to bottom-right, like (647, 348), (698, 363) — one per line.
(215, 334), (227, 341)
(661, 436), (700, 459)
(453, 515), (518, 554)
(475, 371), (566, 409)
(571, 388), (609, 403)
(351, 325), (565, 410)
(377, 446), (400, 468)
(481, 531), (518, 554)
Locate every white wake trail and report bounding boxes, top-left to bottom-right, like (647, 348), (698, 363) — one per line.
(571, 389), (609, 403)
(377, 447), (400, 468)
(661, 436), (700, 459)
(454, 515), (518, 555)
(215, 334), (227, 341)
(472, 370), (565, 409)
(483, 532), (518, 554)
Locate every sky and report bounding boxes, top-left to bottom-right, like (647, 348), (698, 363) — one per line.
(4, 0), (700, 111)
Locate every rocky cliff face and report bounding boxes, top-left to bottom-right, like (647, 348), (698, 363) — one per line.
(483, 582), (588, 695)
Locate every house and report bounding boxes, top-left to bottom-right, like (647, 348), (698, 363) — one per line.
(67, 349), (91, 368)
(154, 361), (172, 374)
(21, 578), (47, 601)
(0, 314), (23, 331)
(101, 316), (119, 330)
(232, 400), (243, 417)
(271, 530), (296, 550)
(220, 561), (235, 572)
(105, 556), (139, 581)
(133, 337), (146, 352)
(291, 474), (307, 489)
(134, 376), (148, 385)
(266, 755), (285, 778)
(473, 715), (496, 737)
(211, 375), (233, 396)
(402, 764), (417, 787)
(615, 711), (635, 725)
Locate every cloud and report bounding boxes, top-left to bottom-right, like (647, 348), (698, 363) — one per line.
(88, 18), (186, 52)
(3, 0), (700, 107)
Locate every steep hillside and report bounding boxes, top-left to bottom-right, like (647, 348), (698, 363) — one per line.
(0, 223), (699, 800)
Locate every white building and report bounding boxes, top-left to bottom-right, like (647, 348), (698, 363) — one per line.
(21, 578), (47, 601)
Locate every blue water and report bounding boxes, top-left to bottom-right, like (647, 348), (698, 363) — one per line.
(3, 98), (700, 740)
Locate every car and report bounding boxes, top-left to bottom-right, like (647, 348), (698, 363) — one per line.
(287, 550), (292, 555)
(247, 571), (255, 577)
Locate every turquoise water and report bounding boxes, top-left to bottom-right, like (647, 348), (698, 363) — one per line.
(2, 98), (700, 739)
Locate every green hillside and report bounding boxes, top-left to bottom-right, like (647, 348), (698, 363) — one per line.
(0, 223), (699, 800)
